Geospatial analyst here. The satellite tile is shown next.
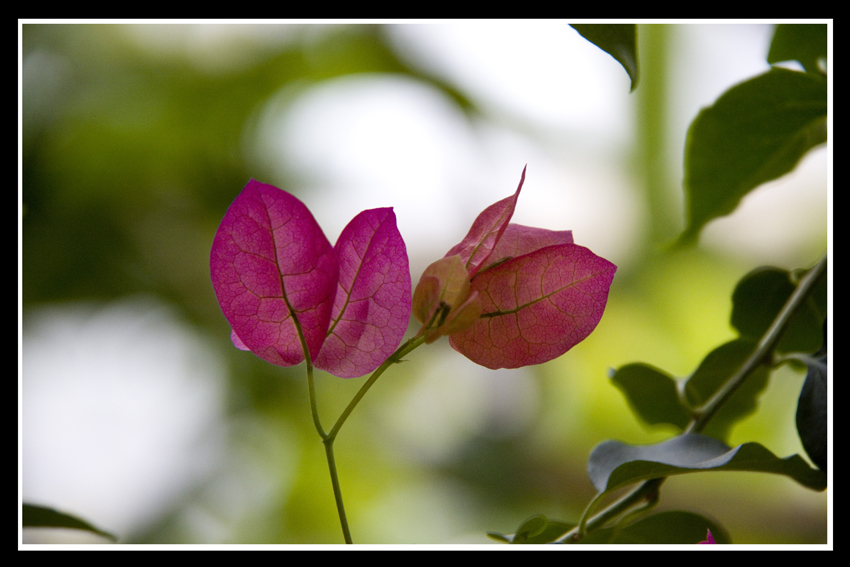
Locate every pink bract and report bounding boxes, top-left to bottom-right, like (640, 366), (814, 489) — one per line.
(444, 166), (524, 278)
(211, 179), (337, 367)
(439, 167), (617, 369)
(314, 208), (412, 378)
(211, 180), (411, 378)
(449, 244), (616, 369)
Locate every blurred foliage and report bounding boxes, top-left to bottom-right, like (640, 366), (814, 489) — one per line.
(21, 23), (827, 544)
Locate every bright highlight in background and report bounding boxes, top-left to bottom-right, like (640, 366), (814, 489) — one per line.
(22, 300), (226, 541)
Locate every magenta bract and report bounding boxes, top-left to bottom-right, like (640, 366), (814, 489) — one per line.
(440, 167), (617, 369)
(315, 208), (412, 378)
(449, 243), (616, 369)
(211, 180), (411, 378)
(444, 166), (524, 279)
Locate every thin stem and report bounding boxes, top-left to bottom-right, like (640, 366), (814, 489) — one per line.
(687, 255), (826, 433)
(555, 255), (826, 543)
(306, 363), (326, 438)
(328, 335), (425, 442)
(307, 334), (427, 544)
(323, 439), (352, 543)
(556, 479), (664, 543)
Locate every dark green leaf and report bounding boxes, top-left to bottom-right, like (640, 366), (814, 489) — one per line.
(580, 511), (731, 544)
(23, 503), (116, 541)
(488, 515), (576, 544)
(486, 531), (513, 543)
(610, 363), (691, 430)
(683, 339), (770, 442)
(570, 24), (639, 92)
(731, 267), (826, 355)
(768, 24), (827, 74)
(587, 434), (827, 495)
(678, 68), (827, 245)
(796, 352), (827, 470)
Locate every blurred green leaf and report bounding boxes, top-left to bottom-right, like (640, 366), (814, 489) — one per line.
(570, 24), (639, 92)
(610, 363), (691, 430)
(678, 67), (826, 245)
(490, 510), (731, 544)
(488, 515), (575, 544)
(587, 434), (827, 495)
(768, 24), (827, 74)
(486, 531), (512, 543)
(23, 503), (116, 541)
(580, 510), (731, 544)
(683, 339), (769, 442)
(731, 267), (826, 355)
(796, 352), (827, 470)
(514, 514), (548, 542)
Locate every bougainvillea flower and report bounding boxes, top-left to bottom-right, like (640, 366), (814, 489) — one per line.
(414, 166), (616, 370)
(211, 179), (411, 378)
(698, 529), (716, 544)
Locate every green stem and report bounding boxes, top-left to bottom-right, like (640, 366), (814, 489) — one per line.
(327, 335), (425, 442)
(556, 255), (826, 543)
(323, 439), (352, 544)
(556, 479), (664, 543)
(307, 334), (427, 544)
(687, 256), (826, 433)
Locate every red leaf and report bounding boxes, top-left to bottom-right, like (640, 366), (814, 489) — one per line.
(449, 244), (616, 369)
(485, 224), (573, 270)
(444, 165), (525, 278)
(210, 180), (337, 367)
(314, 208), (412, 378)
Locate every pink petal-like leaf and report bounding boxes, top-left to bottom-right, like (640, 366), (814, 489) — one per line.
(211, 179), (337, 367)
(314, 208), (412, 378)
(444, 166), (526, 278)
(231, 329), (250, 351)
(483, 224), (574, 272)
(449, 244), (616, 369)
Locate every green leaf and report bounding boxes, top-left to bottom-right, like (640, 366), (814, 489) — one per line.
(678, 67), (827, 245)
(587, 434), (827, 496)
(683, 339), (770, 442)
(486, 531), (513, 543)
(488, 515), (576, 544)
(489, 511), (731, 544)
(768, 24), (827, 74)
(796, 352), (827, 470)
(610, 363), (691, 430)
(513, 514), (549, 543)
(570, 24), (639, 92)
(731, 266), (826, 355)
(580, 511), (731, 544)
(23, 503), (116, 541)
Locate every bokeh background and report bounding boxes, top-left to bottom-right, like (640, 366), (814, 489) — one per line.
(21, 22), (829, 544)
